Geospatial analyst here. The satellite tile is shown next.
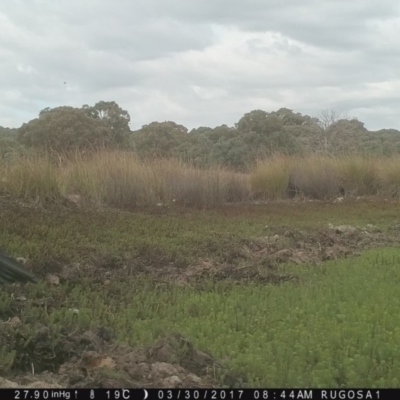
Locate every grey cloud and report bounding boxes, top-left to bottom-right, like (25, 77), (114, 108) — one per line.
(136, 0), (400, 49)
(0, 0), (400, 131)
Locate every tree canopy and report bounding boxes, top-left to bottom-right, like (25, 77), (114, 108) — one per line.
(82, 101), (131, 146)
(18, 106), (113, 152)
(2, 102), (399, 169)
(17, 101), (132, 153)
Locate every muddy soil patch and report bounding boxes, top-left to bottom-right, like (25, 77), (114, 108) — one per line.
(148, 223), (400, 286)
(0, 324), (242, 389)
(20, 224), (400, 288)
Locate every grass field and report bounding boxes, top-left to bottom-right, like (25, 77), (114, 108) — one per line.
(2, 197), (400, 388)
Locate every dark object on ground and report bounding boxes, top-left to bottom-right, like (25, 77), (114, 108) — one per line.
(0, 248), (39, 284)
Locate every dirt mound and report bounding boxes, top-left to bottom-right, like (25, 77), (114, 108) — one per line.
(124, 223), (399, 286)
(0, 326), (242, 389)
(22, 223), (400, 288)
(248, 223), (392, 266)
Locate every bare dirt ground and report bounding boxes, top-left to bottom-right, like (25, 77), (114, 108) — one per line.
(2, 220), (400, 388)
(0, 327), (241, 388)
(14, 222), (399, 288)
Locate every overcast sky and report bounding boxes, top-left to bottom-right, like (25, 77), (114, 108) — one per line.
(1, 0), (400, 132)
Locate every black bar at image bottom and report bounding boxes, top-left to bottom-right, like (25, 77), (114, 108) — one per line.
(0, 388), (396, 400)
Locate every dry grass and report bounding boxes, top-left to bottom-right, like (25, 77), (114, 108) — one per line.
(0, 151), (251, 209)
(3, 151), (400, 207)
(289, 155), (342, 200)
(251, 154), (398, 201)
(376, 157), (400, 199)
(0, 155), (62, 202)
(332, 155), (380, 196)
(249, 155), (292, 200)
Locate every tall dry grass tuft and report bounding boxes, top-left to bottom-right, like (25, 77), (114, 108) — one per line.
(61, 151), (154, 207)
(333, 155), (379, 196)
(59, 151), (251, 209)
(1, 154), (62, 202)
(249, 155), (292, 199)
(289, 155), (342, 200)
(377, 157), (400, 199)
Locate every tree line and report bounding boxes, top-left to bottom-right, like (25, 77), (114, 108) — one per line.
(1, 101), (400, 170)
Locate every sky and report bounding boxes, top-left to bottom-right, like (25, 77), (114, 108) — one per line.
(1, 0), (400, 132)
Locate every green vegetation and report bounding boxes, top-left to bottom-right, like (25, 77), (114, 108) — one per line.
(1, 199), (400, 387)
(6, 248), (400, 388)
